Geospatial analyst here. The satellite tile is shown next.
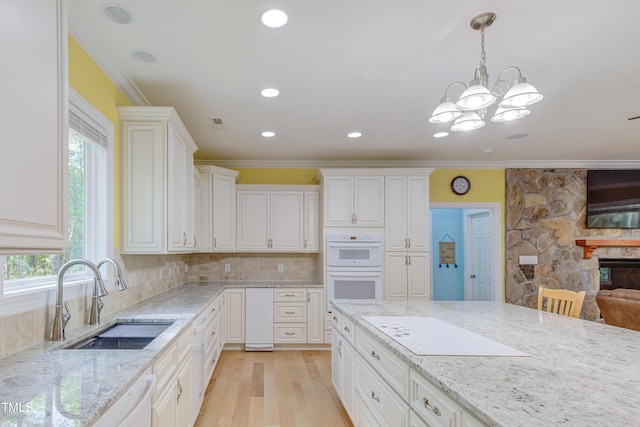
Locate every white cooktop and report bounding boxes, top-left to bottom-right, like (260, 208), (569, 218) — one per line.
(362, 316), (529, 357)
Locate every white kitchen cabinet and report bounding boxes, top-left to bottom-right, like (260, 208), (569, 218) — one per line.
(303, 191), (320, 252)
(192, 168), (201, 251)
(0, 0), (67, 254)
(237, 185), (318, 252)
(307, 288), (325, 343)
(385, 174), (430, 251)
(225, 288), (245, 344)
(386, 252), (430, 300)
(319, 170), (384, 227)
(118, 107), (198, 253)
(152, 325), (193, 427)
(274, 288), (325, 344)
(331, 311), (355, 419)
(196, 166), (239, 252)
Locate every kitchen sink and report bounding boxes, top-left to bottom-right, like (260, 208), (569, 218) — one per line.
(64, 321), (174, 350)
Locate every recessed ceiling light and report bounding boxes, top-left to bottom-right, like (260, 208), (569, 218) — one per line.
(261, 9), (288, 28)
(347, 132), (362, 138)
(261, 88), (280, 98)
(130, 50), (157, 64)
(433, 132), (449, 138)
(505, 133), (529, 140)
(483, 148), (495, 154)
(261, 131), (276, 138)
(101, 4), (134, 25)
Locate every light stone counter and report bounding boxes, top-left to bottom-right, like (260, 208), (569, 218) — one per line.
(0, 281), (322, 426)
(332, 300), (640, 427)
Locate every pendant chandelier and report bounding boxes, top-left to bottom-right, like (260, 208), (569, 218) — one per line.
(429, 13), (543, 132)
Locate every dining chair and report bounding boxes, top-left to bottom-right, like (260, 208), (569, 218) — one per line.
(537, 285), (586, 318)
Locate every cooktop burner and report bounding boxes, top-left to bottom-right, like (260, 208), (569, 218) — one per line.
(362, 316), (529, 357)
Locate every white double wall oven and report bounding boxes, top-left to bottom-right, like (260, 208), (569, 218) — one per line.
(326, 234), (383, 307)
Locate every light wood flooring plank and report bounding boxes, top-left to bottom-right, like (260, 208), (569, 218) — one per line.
(194, 350), (353, 427)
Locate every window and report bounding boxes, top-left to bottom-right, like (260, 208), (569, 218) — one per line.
(0, 89), (114, 308)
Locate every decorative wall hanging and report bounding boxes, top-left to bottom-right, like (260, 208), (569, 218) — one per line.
(439, 234), (458, 268)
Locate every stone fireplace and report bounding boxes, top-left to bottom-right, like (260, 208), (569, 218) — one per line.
(505, 168), (640, 321)
(598, 258), (640, 291)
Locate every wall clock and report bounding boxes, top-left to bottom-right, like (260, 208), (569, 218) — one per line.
(451, 175), (470, 195)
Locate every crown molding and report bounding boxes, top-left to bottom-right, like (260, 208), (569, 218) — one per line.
(69, 28), (150, 107)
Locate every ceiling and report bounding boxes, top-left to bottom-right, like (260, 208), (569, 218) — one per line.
(69, 0), (640, 166)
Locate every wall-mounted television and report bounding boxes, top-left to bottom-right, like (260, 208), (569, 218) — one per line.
(587, 169), (640, 228)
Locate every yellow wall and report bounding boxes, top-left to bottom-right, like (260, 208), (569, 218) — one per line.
(429, 169), (505, 203)
(68, 36), (132, 248)
(234, 168), (319, 185)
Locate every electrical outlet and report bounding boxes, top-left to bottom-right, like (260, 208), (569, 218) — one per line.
(278, 263), (284, 272)
(225, 263), (231, 272)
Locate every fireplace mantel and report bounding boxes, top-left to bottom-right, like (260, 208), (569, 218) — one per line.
(575, 239), (640, 259)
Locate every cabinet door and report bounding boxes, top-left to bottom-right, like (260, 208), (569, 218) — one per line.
(303, 191), (319, 251)
(168, 123), (187, 252)
(226, 289), (245, 343)
(307, 288), (324, 344)
(236, 191), (269, 251)
(183, 150), (195, 249)
(386, 253), (409, 300)
(385, 176), (409, 251)
(323, 176), (355, 226)
(354, 176), (384, 226)
(408, 253), (430, 300)
(342, 339), (355, 418)
(193, 169), (201, 251)
(0, 0), (67, 253)
(121, 122), (165, 253)
(406, 176), (429, 251)
(152, 383), (176, 427)
(212, 172), (237, 251)
(331, 330), (342, 393)
(270, 191), (303, 251)
(176, 357), (193, 427)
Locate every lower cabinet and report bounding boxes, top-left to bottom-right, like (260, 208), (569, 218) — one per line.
(225, 288), (245, 344)
(331, 310), (489, 427)
(273, 288), (325, 344)
(152, 326), (193, 427)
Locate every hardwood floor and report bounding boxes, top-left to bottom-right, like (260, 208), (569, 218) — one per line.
(194, 350), (353, 427)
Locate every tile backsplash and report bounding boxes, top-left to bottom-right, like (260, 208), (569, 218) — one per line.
(0, 251), (320, 358)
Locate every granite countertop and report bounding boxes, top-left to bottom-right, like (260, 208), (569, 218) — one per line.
(331, 300), (640, 427)
(0, 280), (321, 426)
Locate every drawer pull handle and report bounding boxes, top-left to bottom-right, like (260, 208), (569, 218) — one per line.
(284, 294), (295, 297)
(333, 316), (338, 321)
(370, 391), (380, 403)
(285, 311), (295, 314)
(423, 398), (442, 416)
(211, 331), (216, 336)
(285, 332), (295, 336)
(343, 326), (351, 333)
(370, 351), (380, 360)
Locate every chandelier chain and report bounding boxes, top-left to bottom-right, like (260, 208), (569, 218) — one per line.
(480, 27), (487, 68)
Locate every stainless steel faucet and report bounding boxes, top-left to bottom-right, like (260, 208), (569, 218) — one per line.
(51, 259), (106, 341)
(91, 258), (128, 324)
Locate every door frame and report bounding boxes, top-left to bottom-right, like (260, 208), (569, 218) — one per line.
(430, 202), (503, 302)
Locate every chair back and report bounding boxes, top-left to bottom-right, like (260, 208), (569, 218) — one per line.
(537, 285), (585, 318)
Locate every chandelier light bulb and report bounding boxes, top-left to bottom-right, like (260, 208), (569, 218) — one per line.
(500, 77), (543, 108)
(450, 112), (485, 132)
(491, 106), (530, 123)
(455, 79), (496, 111)
(429, 96), (463, 123)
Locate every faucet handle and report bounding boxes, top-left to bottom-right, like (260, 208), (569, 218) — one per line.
(62, 301), (71, 332)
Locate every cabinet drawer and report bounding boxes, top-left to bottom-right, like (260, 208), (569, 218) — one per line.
(356, 327), (409, 399)
(153, 346), (176, 394)
(331, 311), (341, 330)
(410, 369), (461, 427)
(176, 326), (192, 365)
(274, 303), (306, 322)
(274, 289), (307, 302)
(341, 315), (356, 345)
(355, 353), (409, 427)
(207, 296), (221, 318)
(274, 324), (306, 343)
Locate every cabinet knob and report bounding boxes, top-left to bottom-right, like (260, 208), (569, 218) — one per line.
(370, 391), (380, 403)
(370, 350), (380, 360)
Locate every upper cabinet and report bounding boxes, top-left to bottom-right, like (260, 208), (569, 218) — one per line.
(196, 165), (239, 252)
(236, 185), (319, 252)
(385, 174), (431, 251)
(0, 0), (67, 254)
(319, 170), (385, 227)
(118, 107), (198, 253)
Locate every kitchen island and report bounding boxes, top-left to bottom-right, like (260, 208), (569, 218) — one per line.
(331, 300), (640, 427)
(0, 281), (322, 426)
